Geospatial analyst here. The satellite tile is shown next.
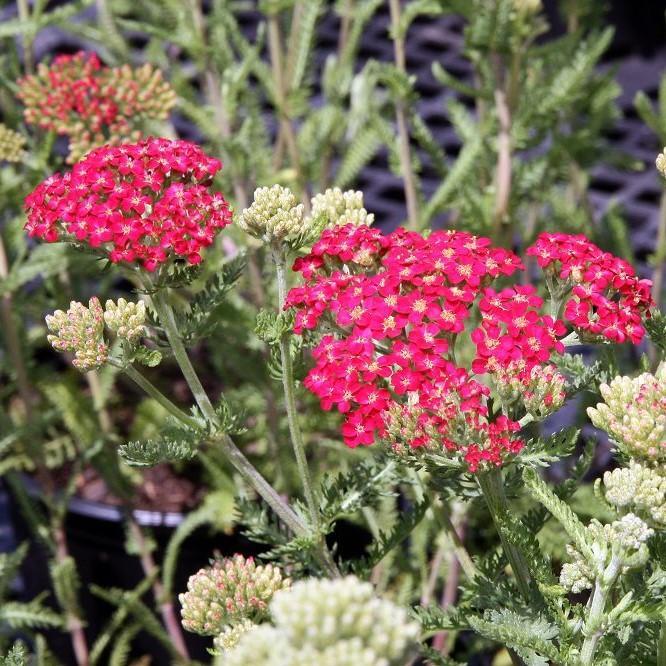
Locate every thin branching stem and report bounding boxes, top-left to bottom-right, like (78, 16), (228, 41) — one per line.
(388, 0), (420, 230)
(273, 248), (339, 577)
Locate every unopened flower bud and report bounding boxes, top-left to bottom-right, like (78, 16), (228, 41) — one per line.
(587, 366), (666, 462)
(310, 187), (374, 227)
(45, 298), (108, 371)
(179, 555), (289, 636)
(104, 298), (146, 342)
(0, 124), (26, 162)
(657, 148), (666, 178)
(238, 185), (305, 244)
(609, 513), (653, 551)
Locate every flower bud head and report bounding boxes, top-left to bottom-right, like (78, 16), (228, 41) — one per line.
(559, 544), (593, 593)
(310, 187), (374, 227)
(0, 124), (26, 162)
(179, 555), (289, 636)
(604, 461), (666, 526)
(587, 365), (666, 462)
(238, 185), (305, 244)
(104, 298), (146, 342)
(212, 619), (256, 653)
(45, 297), (108, 371)
(609, 513), (654, 551)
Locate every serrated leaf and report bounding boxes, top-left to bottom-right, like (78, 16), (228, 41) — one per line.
(119, 438), (197, 467)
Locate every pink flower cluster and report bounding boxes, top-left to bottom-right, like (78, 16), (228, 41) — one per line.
(25, 137), (232, 270)
(527, 233), (652, 343)
(287, 225), (651, 472)
(287, 225), (528, 470)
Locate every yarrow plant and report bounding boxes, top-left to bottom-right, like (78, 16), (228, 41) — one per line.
(24, 137), (232, 270)
(18, 51), (176, 163)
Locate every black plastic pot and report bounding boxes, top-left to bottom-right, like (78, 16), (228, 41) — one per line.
(9, 481), (263, 664)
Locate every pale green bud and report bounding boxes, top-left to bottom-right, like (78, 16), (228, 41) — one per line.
(0, 124), (26, 162)
(512, 0), (541, 14)
(45, 298), (108, 372)
(310, 187), (374, 227)
(587, 365), (666, 462)
(103, 298), (146, 342)
(179, 555), (289, 636)
(657, 148), (666, 178)
(238, 185), (305, 244)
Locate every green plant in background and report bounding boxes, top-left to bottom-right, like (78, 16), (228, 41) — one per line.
(0, 0), (664, 665)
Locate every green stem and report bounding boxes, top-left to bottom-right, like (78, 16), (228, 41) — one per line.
(16, 0), (33, 74)
(437, 503), (477, 581)
(658, 618), (666, 666)
(274, 250), (339, 576)
(580, 555), (621, 665)
(477, 468), (532, 601)
(145, 284), (309, 538)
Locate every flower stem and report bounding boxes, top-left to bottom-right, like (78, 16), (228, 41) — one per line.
(145, 284), (309, 538)
(274, 249), (339, 577)
(580, 555), (621, 665)
(436, 502), (477, 581)
(388, 0), (420, 230)
(477, 467), (532, 601)
(658, 619), (666, 666)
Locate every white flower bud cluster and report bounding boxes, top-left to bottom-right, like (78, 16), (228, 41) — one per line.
(179, 555), (290, 636)
(559, 544), (594, 593)
(221, 576), (419, 665)
(587, 365), (666, 462)
(310, 187), (374, 227)
(103, 298), (146, 342)
(656, 148), (666, 178)
(0, 123), (26, 162)
(238, 185), (305, 244)
(603, 461), (666, 525)
(609, 513), (654, 551)
(212, 619), (256, 652)
(45, 297), (108, 371)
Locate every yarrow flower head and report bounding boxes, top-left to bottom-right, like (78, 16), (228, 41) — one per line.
(587, 365), (666, 462)
(310, 187), (374, 227)
(221, 576), (419, 666)
(604, 461), (666, 526)
(527, 232), (652, 344)
(25, 137), (231, 270)
(45, 298), (108, 371)
(18, 51), (176, 163)
(178, 555), (289, 636)
(238, 185), (305, 244)
(0, 124), (26, 162)
(103, 298), (146, 342)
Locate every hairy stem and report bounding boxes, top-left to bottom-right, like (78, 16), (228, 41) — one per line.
(145, 286), (308, 537)
(437, 503), (476, 580)
(388, 0), (420, 230)
(492, 59), (512, 241)
(580, 555), (621, 665)
(477, 468), (532, 601)
(273, 250), (338, 576)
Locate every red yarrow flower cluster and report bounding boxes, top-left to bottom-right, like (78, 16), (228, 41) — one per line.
(287, 226), (651, 472)
(288, 225), (527, 471)
(18, 51), (176, 163)
(25, 137), (231, 270)
(527, 233), (652, 343)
